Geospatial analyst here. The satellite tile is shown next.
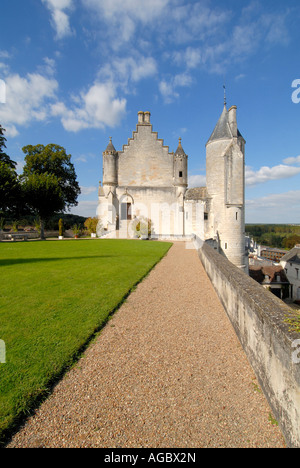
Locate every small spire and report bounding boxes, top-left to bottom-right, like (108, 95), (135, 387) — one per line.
(175, 137), (186, 156)
(105, 136), (116, 153)
(223, 84), (227, 107)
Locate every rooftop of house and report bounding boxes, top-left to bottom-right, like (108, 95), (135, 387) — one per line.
(185, 187), (207, 201)
(249, 265), (290, 285)
(281, 246), (300, 265)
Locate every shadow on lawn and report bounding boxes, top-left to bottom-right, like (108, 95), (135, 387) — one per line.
(0, 255), (116, 267)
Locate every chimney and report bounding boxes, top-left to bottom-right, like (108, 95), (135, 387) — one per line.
(138, 111), (144, 124)
(144, 111), (151, 124)
(228, 105), (238, 137)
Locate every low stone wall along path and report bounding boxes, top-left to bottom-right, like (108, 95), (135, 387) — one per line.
(7, 242), (285, 448)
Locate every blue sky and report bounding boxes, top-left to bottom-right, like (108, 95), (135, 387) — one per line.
(1, 0), (300, 223)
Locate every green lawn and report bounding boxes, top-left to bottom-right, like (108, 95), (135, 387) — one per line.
(0, 238), (172, 443)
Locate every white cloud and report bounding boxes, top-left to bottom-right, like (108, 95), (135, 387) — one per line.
(245, 164), (300, 187)
(0, 72), (58, 137)
(173, 47), (202, 69)
(283, 155), (300, 165)
(188, 174), (206, 188)
(246, 191), (300, 223)
(52, 82), (127, 132)
(37, 57), (56, 76)
(75, 156), (87, 163)
(80, 186), (98, 196)
(99, 55), (157, 90)
(42, 0), (74, 39)
(84, 0), (169, 45)
(159, 73), (193, 103)
(71, 200), (98, 217)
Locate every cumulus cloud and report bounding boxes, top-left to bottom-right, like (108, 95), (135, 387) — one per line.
(246, 191), (300, 223)
(99, 54), (157, 90)
(245, 164), (300, 187)
(188, 174), (206, 188)
(0, 72), (58, 137)
(83, 0), (169, 46)
(80, 186), (98, 196)
(283, 155), (300, 165)
(52, 82), (127, 132)
(159, 73), (193, 103)
(71, 200), (99, 217)
(42, 0), (74, 39)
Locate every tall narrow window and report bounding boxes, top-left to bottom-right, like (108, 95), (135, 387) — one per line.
(236, 212), (238, 221)
(179, 171), (183, 178)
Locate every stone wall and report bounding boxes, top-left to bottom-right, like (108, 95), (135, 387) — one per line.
(118, 123), (174, 188)
(198, 241), (300, 448)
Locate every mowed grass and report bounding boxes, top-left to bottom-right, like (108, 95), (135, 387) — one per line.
(0, 238), (172, 443)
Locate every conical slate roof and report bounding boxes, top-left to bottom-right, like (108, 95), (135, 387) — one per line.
(104, 137), (116, 153)
(207, 105), (244, 144)
(207, 105), (232, 144)
(175, 138), (186, 157)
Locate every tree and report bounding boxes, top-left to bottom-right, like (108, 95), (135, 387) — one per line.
(283, 235), (300, 250)
(22, 173), (65, 239)
(0, 125), (16, 169)
(0, 161), (20, 215)
(0, 125), (20, 216)
(21, 144), (81, 239)
(22, 144), (80, 209)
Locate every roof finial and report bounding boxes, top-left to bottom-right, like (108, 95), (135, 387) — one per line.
(223, 84), (227, 107)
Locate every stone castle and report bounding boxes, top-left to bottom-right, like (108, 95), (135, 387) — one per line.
(98, 104), (247, 270)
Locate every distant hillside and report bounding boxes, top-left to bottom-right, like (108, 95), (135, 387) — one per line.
(246, 224), (300, 249)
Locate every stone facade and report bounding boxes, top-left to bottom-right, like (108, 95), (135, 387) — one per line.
(98, 106), (246, 269)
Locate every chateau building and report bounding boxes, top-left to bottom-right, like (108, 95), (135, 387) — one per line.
(98, 105), (247, 270)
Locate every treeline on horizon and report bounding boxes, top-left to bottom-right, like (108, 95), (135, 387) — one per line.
(1, 213), (87, 231)
(246, 224), (300, 250)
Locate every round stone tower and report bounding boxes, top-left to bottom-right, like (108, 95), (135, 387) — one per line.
(103, 137), (118, 197)
(206, 104), (246, 270)
(174, 138), (188, 197)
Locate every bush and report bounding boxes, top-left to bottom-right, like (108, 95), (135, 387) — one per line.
(58, 218), (64, 237)
(131, 216), (152, 238)
(84, 217), (98, 234)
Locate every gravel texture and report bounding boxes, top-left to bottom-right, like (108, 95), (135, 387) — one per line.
(7, 242), (286, 448)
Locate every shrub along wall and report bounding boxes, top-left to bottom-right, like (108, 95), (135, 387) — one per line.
(198, 242), (300, 448)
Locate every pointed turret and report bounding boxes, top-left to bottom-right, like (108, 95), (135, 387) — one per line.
(205, 102), (246, 270)
(103, 137), (118, 188)
(104, 137), (116, 154)
(207, 105), (244, 146)
(174, 137), (188, 189)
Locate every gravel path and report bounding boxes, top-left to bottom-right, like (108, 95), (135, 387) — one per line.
(7, 242), (285, 448)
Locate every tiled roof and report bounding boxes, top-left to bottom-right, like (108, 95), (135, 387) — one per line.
(185, 187), (207, 200)
(249, 265), (289, 284)
(281, 247), (300, 264)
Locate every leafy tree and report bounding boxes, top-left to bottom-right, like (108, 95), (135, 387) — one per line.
(22, 144), (80, 210)
(0, 162), (19, 214)
(0, 126), (20, 216)
(0, 125), (16, 169)
(22, 173), (64, 239)
(21, 144), (81, 239)
(283, 235), (300, 250)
